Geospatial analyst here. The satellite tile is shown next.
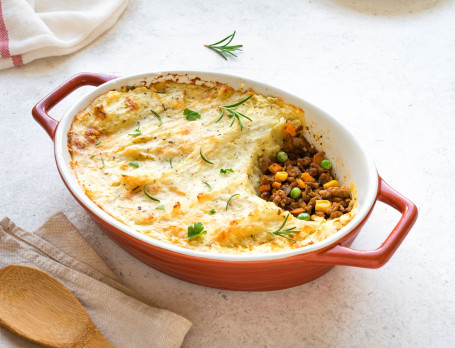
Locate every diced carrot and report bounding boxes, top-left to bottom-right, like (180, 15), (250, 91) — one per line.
(272, 181), (282, 189)
(301, 172), (315, 182)
(296, 179), (306, 189)
(259, 184), (271, 192)
(283, 123), (297, 137)
(312, 152), (325, 165)
(290, 208), (304, 214)
(268, 163), (283, 174)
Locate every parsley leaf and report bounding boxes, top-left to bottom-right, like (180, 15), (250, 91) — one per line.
(183, 108), (201, 121)
(187, 222), (207, 239)
(129, 124), (142, 137)
(95, 140), (101, 146)
(129, 162), (139, 168)
(220, 168), (234, 174)
(155, 205), (165, 210)
(209, 209), (216, 215)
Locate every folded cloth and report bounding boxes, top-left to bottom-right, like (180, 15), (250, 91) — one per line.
(0, 0), (127, 70)
(0, 212), (192, 348)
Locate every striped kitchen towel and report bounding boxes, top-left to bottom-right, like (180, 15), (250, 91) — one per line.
(0, 0), (127, 70)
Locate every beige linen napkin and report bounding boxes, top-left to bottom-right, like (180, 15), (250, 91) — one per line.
(0, 212), (192, 348)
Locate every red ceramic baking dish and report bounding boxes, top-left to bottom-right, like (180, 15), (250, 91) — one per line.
(32, 72), (418, 291)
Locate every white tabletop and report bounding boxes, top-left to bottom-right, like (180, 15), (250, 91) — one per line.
(1, 0), (454, 346)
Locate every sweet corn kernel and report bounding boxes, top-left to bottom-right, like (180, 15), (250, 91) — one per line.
(315, 200), (332, 212)
(323, 180), (340, 189)
(275, 171), (288, 181)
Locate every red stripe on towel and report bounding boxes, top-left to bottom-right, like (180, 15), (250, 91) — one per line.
(12, 54), (23, 65)
(0, 0), (11, 58)
(0, 1), (23, 65)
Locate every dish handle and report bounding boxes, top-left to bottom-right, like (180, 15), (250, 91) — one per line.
(313, 177), (418, 268)
(32, 73), (117, 140)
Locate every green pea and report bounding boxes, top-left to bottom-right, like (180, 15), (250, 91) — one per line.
(276, 151), (288, 163)
(321, 159), (332, 170)
(290, 187), (302, 199)
(297, 213), (311, 221)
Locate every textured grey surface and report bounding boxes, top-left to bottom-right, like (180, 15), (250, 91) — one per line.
(1, 0), (454, 346)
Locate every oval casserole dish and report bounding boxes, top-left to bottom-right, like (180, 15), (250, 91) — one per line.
(32, 71), (418, 291)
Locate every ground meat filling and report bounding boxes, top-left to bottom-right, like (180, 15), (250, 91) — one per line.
(259, 124), (354, 220)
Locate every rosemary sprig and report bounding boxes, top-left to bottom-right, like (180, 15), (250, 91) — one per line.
(202, 181), (212, 192)
(226, 193), (239, 211)
(268, 214), (299, 241)
(216, 95), (253, 130)
(143, 185), (160, 202)
(151, 110), (162, 126)
(205, 31), (242, 60)
(200, 148), (214, 164)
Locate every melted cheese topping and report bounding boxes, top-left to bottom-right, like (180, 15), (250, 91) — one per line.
(68, 80), (356, 254)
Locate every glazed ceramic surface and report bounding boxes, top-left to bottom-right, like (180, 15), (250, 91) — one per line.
(32, 72), (418, 290)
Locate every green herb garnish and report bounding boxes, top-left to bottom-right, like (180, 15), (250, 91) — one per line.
(183, 108), (201, 121)
(200, 148), (214, 164)
(143, 185), (160, 202)
(202, 181), (212, 192)
(209, 209), (216, 215)
(268, 214), (299, 241)
(156, 205), (165, 210)
(187, 222), (207, 239)
(129, 162), (139, 168)
(169, 158), (173, 168)
(226, 193), (239, 211)
(129, 124), (142, 137)
(205, 31), (243, 60)
(100, 155), (105, 170)
(95, 140), (101, 146)
(151, 109), (162, 126)
(216, 95), (253, 130)
(220, 168), (234, 174)
(90, 155), (95, 158)
(126, 85), (132, 91)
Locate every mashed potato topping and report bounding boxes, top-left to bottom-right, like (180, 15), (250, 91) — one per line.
(68, 80), (356, 253)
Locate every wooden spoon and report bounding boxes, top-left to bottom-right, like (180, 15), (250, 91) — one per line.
(0, 265), (114, 347)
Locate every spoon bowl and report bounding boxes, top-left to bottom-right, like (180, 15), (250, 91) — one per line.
(0, 265), (114, 347)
